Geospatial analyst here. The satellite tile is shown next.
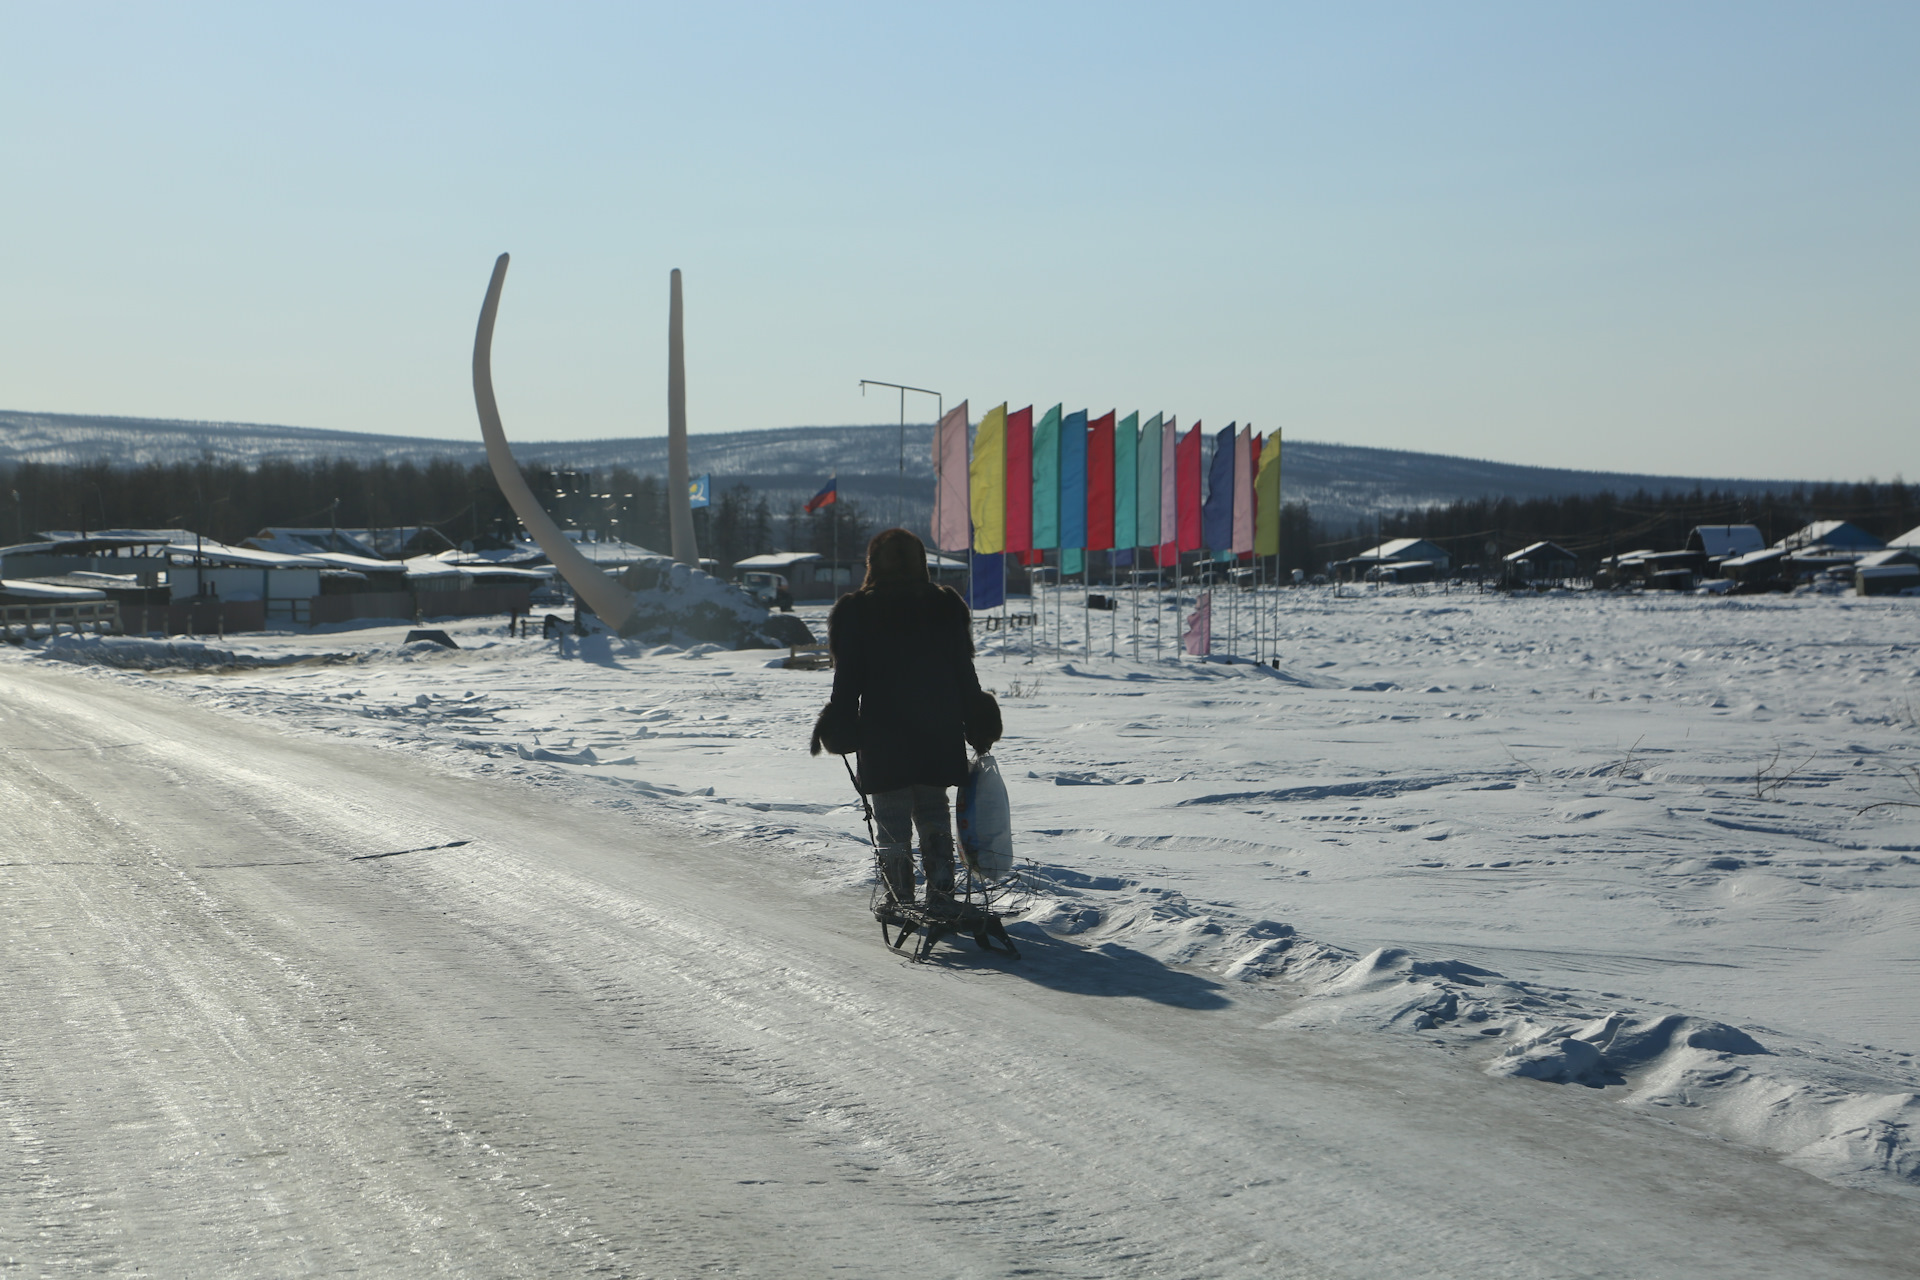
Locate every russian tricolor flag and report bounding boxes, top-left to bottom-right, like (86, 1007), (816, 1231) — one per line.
(804, 476), (837, 514)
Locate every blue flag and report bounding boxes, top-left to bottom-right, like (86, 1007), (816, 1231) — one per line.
(689, 473), (711, 509)
(967, 552), (1005, 609)
(1201, 423), (1236, 552)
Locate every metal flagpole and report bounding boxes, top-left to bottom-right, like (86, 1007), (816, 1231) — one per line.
(1153, 555), (1161, 662)
(1121, 556), (1136, 667)
(1232, 561), (1239, 659)
(1082, 565), (1090, 658)
(965, 518), (973, 636)
(1173, 555), (1182, 662)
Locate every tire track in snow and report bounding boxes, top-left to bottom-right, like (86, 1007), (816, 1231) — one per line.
(7, 661), (1919, 1278)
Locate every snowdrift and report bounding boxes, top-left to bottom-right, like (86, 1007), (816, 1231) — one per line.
(32, 634), (344, 670)
(607, 558), (802, 649)
(13, 586), (1919, 1200)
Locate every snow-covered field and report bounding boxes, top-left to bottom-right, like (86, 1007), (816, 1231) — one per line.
(7, 586), (1920, 1273)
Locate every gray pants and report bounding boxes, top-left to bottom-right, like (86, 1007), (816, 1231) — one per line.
(871, 785), (955, 905)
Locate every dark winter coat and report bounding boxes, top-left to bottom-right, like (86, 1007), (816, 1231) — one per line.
(811, 581), (1000, 793)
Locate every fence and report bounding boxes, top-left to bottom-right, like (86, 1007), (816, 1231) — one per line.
(119, 600), (267, 637)
(308, 585), (533, 626)
(1, 599), (122, 640)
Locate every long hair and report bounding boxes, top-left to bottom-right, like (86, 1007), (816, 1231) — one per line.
(861, 528), (930, 590)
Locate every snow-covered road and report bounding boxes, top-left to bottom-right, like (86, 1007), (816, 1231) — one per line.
(5, 660), (1917, 1277)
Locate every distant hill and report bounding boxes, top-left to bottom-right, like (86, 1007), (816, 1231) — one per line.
(0, 408), (1806, 531)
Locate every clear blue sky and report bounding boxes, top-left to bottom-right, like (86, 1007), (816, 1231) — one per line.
(2, 2), (1914, 480)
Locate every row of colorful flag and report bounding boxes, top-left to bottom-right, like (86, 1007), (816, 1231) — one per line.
(928, 403), (1281, 564)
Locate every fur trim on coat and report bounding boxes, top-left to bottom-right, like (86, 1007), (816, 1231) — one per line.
(809, 700), (859, 756)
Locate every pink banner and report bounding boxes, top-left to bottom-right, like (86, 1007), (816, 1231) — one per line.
(1159, 416), (1177, 555)
(1184, 589), (1212, 656)
(1232, 425), (1253, 555)
(931, 401), (970, 552)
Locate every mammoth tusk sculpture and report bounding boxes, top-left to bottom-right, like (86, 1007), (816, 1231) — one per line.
(666, 267), (699, 567)
(471, 252), (639, 631)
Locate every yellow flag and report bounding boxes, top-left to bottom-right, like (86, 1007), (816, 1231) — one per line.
(969, 403), (1007, 553)
(1253, 428), (1282, 556)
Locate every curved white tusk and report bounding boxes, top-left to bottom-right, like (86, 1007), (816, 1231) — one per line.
(472, 252), (638, 631)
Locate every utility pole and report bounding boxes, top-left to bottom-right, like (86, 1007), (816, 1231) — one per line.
(859, 379), (942, 532)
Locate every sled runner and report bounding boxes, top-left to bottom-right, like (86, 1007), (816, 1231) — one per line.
(870, 870), (1023, 963)
(842, 757), (1024, 963)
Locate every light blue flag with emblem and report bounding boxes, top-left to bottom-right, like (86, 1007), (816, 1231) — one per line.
(689, 474), (711, 508)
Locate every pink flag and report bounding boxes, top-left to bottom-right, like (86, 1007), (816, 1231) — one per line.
(931, 401), (970, 552)
(1231, 425), (1253, 555)
(1184, 589), (1212, 656)
(1159, 416), (1177, 554)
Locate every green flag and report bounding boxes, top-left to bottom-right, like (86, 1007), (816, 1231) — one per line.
(1031, 404), (1061, 550)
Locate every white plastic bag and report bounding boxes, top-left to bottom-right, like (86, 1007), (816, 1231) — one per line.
(957, 753), (1015, 880)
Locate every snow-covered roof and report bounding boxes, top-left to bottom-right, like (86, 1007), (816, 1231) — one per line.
(460, 565), (550, 583)
(402, 555), (464, 582)
(449, 543), (550, 567)
(1776, 521), (1885, 552)
(1354, 538), (1446, 562)
(1503, 541), (1576, 563)
(1723, 547), (1787, 570)
(1889, 524), (1920, 550)
(1857, 548), (1919, 569)
(36, 528), (196, 545)
(1689, 525), (1765, 558)
(0, 578), (107, 601)
(246, 528), (387, 559)
(11, 571), (144, 591)
(303, 551), (407, 574)
(165, 543), (324, 569)
(563, 535), (667, 566)
(343, 526), (456, 557)
(735, 552), (823, 570)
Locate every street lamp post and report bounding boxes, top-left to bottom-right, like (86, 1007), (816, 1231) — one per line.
(858, 379), (942, 532)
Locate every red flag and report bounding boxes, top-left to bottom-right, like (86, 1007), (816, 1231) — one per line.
(1176, 423), (1203, 553)
(1086, 411), (1114, 550)
(1005, 405), (1033, 553)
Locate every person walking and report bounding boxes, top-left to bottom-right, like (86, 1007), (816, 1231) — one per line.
(811, 529), (1000, 913)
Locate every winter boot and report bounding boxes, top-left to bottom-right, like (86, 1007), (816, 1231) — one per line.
(879, 852), (915, 908)
(921, 841), (957, 916)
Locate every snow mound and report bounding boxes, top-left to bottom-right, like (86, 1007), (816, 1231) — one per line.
(1258, 944), (1920, 1197)
(34, 635), (341, 670)
(1011, 870), (1920, 1198)
(607, 560), (780, 648)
